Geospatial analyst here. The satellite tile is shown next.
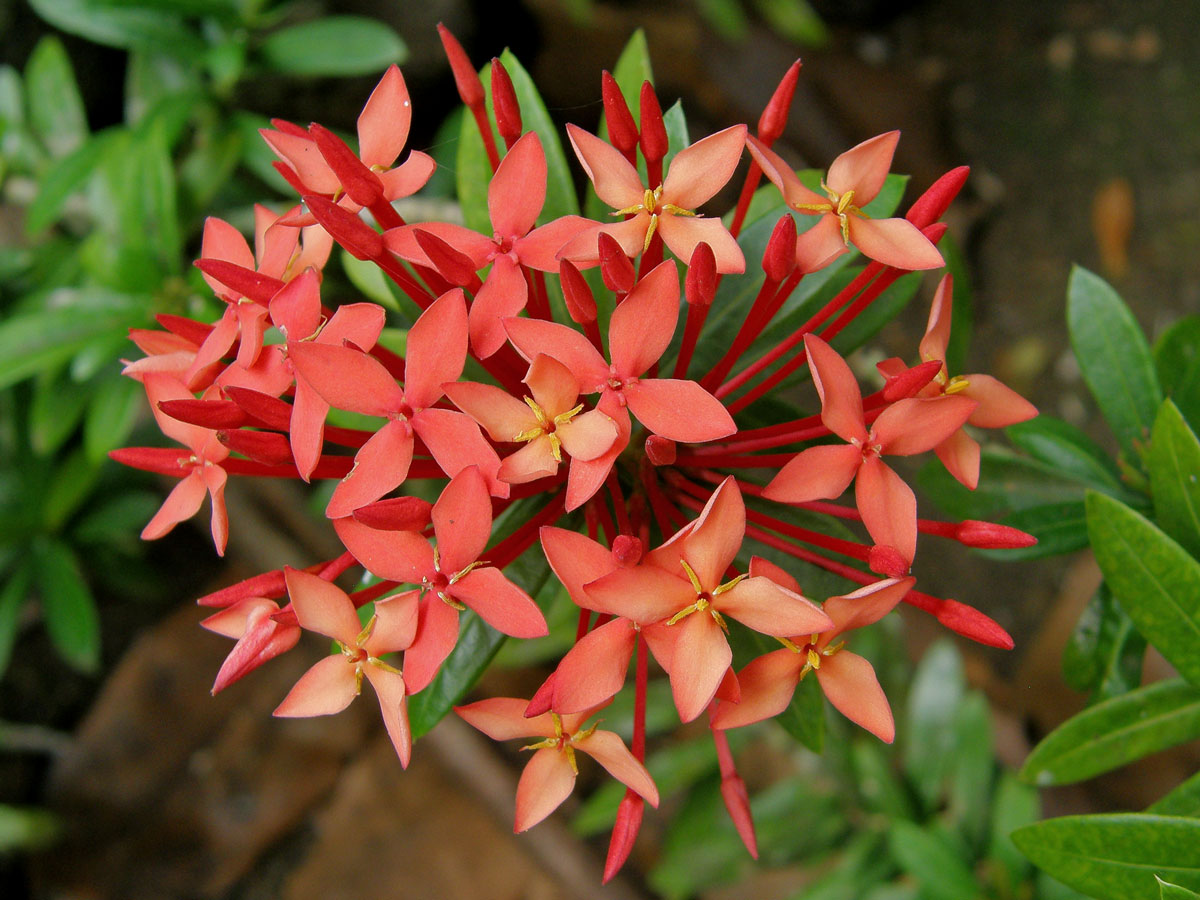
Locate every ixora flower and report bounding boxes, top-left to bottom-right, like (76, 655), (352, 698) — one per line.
(273, 567), (418, 766)
(559, 123), (748, 272)
(747, 131), (944, 271)
(455, 698), (658, 832)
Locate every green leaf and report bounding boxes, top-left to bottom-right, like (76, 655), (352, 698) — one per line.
(24, 36), (88, 158)
(455, 77), (496, 236)
(1160, 877), (1200, 900)
(0, 564), (31, 676)
(903, 639), (964, 810)
(29, 368), (91, 455)
(341, 250), (400, 311)
(232, 111), (293, 194)
(84, 374), (143, 461)
(888, 820), (981, 900)
(988, 773), (1039, 887)
(0, 805), (59, 852)
(32, 538), (100, 673)
(1020, 679), (1200, 786)
(25, 130), (119, 235)
(850, 738), (914, 819)
(949, 691), (995, 844)
(1064, 581), (1145, 697)
(1012, 814), (1200, 899)
(829, 271), (922, 359)
(1155, 316), (1200, 431)
(696, 0), (750, 40)
(1067, 266), (1162, 460)
(1007, 417), (1125, 493)
(42, 449), (101, 532)
(751, 0), (829, 46)
(1086, 492), (1200, 686)
(1148, 401), (1200, 557)
(258, 17), (407, 77)
(28, 0), (204, 56)
(1150, 771), (1200, 818)
(995, 501), (1090, 559)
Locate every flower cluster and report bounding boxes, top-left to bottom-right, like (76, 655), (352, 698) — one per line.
(113, 28), (1037, 879)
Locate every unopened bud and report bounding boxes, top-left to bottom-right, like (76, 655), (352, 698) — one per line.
(719, 774), (759, 859)
(219, 429), (293, 467)
(868, 544), (911, 578)
(685, 242), (717, 306)
(224, 386), (293, 431)
(762, 213), (798, 283)
(524, 673), (556, 718)
(193, 258), (285, 306)
(612, 534), (643, 567)
(603, 792), (645, 884)
(598, 232), (636, 294)
(158, 398), (246, 430)
(308, 122), (383, 207)
(881, 358), (943, 401)
(935, 597), (1014, 649)
(490, 58), (522, 146)
(601, 70), (638, 156)
(907, 166), (969, 229)
(559, 260), (597, 324)
(757, 60), (802, 146)
(196, 569), (288, 607)
(412, 228), (480, 287)
(109, 446), (193, 477)
(437, 24), (484, 109)
(638, 81), (668, 165)
(303, 195), (384, 261)
(645, 435), (677, 466)
(956, 520), (1038, 549)
(352, 496), (435, 531)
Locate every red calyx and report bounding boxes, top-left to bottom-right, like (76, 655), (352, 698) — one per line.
(881, 359), (943, 402)
(351, 496), (435, 532)
(612, 534), (643, 567)
(645, 435), (677, 467)
(685, 242), (717, 306)
(490, 58), (523, 147)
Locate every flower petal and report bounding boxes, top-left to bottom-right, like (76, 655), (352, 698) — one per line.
(816, 649), (894, 742)
(919, 274), (953, 364)
(515, 748), (576, 832)
(539, 526), (615, 608)
(577, 730), (659, 806)
(963, 374), (1038, 428)
(365, 589), (420, 654)
(609, 260), (680, 377)
(826, 131), (899, 205)
(935, 427), (980, 490)
(514, 216), (600, 271)
(284, 566), (360, 643)
(357, 65), (411, 168)
(405, 289), (467, 409)
(744, 136), (827, 208)
(624, 378), (736, 442)
(682, 477), (744, 588)
(873, 395), (977, 456)
(856, 456), (916, 564)
(333, 515), (434, 584)
(763, 443), (861, 504)
(364, 664), (411, 766)
(662, 125), (747, 209)
(470, 254), (528, 358)
(326, 419), (413, 518)
(668, 612), (732, 723)
(141, 470), (206, 540)
(719, 576), (831, 636)
(490, 130), (546, 237)
(656, 214), (745, 274)
(566, 124), (644, 210)
(550, 618), (637, 713)
(846, 215), (944, 270)
(792, 214), (848, 273)
(443, 380), (535, 442)
(432, 466), (493, 574)
(556, 409), (618, 462)
(504, 318), (609, 390)
(450, 567), (548, 638)
(379, 151), (436, 201)
(457, 697), (554, 740)
(822, 576), (914, 640)
(414, 408), (509, 499)
(499, 438), (559, 484)
(711, 649), (803, 729)
(525, 354), (579, 418)
(805, 334), (867, 443)
(274, 654), (357, 717)
(289, 341), (404, 417)
(403, 596), (459, 693)
(583, 565), (694, 623)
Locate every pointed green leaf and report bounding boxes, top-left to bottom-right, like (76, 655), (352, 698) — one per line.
(888, 820), (981, 900)
(28, 0), (204, 56)
(1154, 316), (1200, 432)
(1012, 814), (1200, 899)
(994, 501), (1090, 559)
(1148, 401), (1200, 557)
(1086, 491), (1200, 686)
(32, 538), (100, 673)
(258, 17), (407, 77)
(988, 773), (1039, 885)
(949, 692), (995, 844)
(25, 130), (118, 235)
(1065, 581), (1146, 699)
(904, 640), (965, 809)
(24, 36), (87, 158)
(1160, 877), (1200, 900)
(0, 563), (31, 676)
(1021, 679), (1200, 786)
(84, 374), (143, 461)
(0, 805), (59, 852)
(1150, 771), (1200, 818)
(1007, 417), (1125, 493)
(1067, 266), (1162, 459)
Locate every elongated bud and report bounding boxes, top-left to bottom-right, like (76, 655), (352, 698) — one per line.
(158, 398), (247, 430)
(109, 446), (193, 476)
(223, 386), (293, 431)
(598, 232), (635, 294)
(351, 496), (434, 531)
(762, 213), (798, 283)
(490, 58), (522, 147)
(880, 358), (943, 401)
(757, 60), (802, 146)
(603, 792), (645, 883)
(907, 166), (969, 229)
(868, 544), (911, 578)
(194, 259), (285, 305)
(559, 260), (597, 324)
(612, 534), (643, 567)
(601, 70), (639, 157)
(412, 229), (481, 288)
(645, 435), (677, 466)
(638, 81), (668, 166)
(935, 598), (1014, 649)
(219, 429), (293, 466)
(437, 23), (484, 109)
(155, 313), (213, 345)
(524, 673), (555, 718)
(956, 520), (1038, 549)
(197, 569), (288, 607)
(685, 242), (717, 306)
(308, 122), (383, 207)
(304, 195), (384, 260)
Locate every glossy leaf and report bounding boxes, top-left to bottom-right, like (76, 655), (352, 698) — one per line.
(1160, 877), (1200, 900)
(1012, 815), (1200, 899)
(24, 36), (87, 158)
(32, 538), (100, 673)
(988, 773), (1039, 886)
(1150, 772), (1200, 818)
(1067, 266), (1162, 459)
(25, 131), (117, 235)
(0, 297), (141, 389)
(1087, 491), (1200, 686)
(1064, 581), (1146, 698)
(1007, 416), (1124, 493)
(1021, 679), (1200, 786)
(258, 17), (407, 77)
(1154, 316), (1200, 431)
(888, 820), (980, 900)
(993, 501), (1089, 559)
(28, 0), (204, 56)
(30, 369), (91, 455)
(903, 640), (964, 810)
(84, 374), (143, 461)
(1148, 400), (1200, 557)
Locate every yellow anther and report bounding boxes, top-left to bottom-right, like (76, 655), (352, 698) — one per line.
(680, 558), (703, 594)
(823, 640), (846, 657)
(712, 573), (748, 595)
(354, 664), (364, 695)
(661, 203), (696, 217)
(355, 614), (377, 648)
(548, 433), (563, 463)
(643, 214), (660, 252)
(523, 396), (550, 425)
(666, 603), (699, 626)
(449, 559), (488, 585)
(437, 591), (467, 611)
(836, 190), (856, 216)
(368, 656), (402, 675)
(553, 403), (584, 427)
(710, 607), (729, 634)
(807, 648), (822, 670)
(777, 636), (804, 653)
(945, 375), (971, 395)
(513, 426), (544, 443)
(564, 744), (579, 775)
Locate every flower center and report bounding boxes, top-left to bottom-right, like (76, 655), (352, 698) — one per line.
(512, 397), (585, 463)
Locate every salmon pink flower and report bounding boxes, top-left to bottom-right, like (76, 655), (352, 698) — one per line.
(505, 260), (736, 445)
(747, 132), (944, 271)
(763, 334), (976, 563)
(261, 65), (435, 215)
(455, 698), (658, 832)
(333, 467), (548, 692)
(559, 124), (747, 273)
(713, 571), (914, 742)
(273, 567), (418, 765)
(583, 478), (830, 722)
(444, 354), (618, 505)
(877, 275), (1038, 488)
(203, 597), (300, 694)
(384, 131), (597, 356)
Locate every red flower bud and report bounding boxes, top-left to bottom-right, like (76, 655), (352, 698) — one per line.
(601, 70), (639, 156)
(437, 23), (484, 109)
(524, 673), (555, 718)
(603, 792), (644, 883)
(158, 398), (247, 430)
(108, 446), (192, 476)
(308, 122), (384, 207)
(303, 195), (385, 261)
(757, 59), (801, 146)
(612, 534), (643, 567)
(955, 520), (1038, 549)
(880, 358), (943, 402)
(196, 570), (287, 607)
(638, 81), (668, 165)
(598, 231), (636, 294)
(224, 386), (293, 431)
(645, 435), (677, 466)
(193, 259), (286, 306)
(155, 313), (213, 345)
(351, 496), (435, 532)
(868, 543), (911, 578)
(559, 260), (597, 324)
(490, 58), (522, 147)
(762, 213), (798, 283)
(412, 228), (481, 288)
(935, 597), (1014, 649)
(720, 774), (758, 859)
(907, 166), (969, 229)
(219, 429), (293, 467)
(685, 242), (717, 306)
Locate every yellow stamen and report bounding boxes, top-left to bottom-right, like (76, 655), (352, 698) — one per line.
(355, 614), (377, 648)
(368, 656), (402, 675)
(680, 558), (703, 593)
(945, 375), (971, 395)
(712, 573), (748, 595)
